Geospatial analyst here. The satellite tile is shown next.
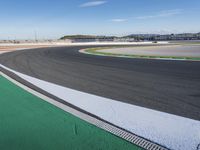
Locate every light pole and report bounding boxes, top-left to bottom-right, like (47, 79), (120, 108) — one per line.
(34, 30), (38, 42)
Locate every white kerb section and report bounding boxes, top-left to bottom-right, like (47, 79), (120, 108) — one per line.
(1, 64), (200, 150)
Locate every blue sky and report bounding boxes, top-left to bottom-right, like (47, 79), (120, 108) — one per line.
(0, 0), (200, 39)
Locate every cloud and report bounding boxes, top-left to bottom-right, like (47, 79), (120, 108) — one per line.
(159, 9), (183, 17)
(80, 1), (107, 8)
(111, 19), (127, 22)
(136, 9), (183, 20)
(109, 9), (182, 22)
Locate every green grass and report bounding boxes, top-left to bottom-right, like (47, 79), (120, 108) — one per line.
(84, 47), (200, 61)
(0, 75), (142, 150)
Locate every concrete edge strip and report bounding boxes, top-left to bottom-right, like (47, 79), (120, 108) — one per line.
(79, 48), (200, 61)
(0, 69), (168, 150)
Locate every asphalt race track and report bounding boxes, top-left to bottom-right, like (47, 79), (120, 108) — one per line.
(0, 46), (200, 120)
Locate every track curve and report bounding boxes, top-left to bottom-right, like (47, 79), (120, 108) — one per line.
(0, 45), (200, 120)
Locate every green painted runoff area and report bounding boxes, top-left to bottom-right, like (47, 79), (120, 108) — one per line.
(0, 75), (142, 150)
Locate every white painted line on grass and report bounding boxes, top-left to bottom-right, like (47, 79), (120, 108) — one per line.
(1, 64), (200, 150)
(79, 49), (200, 61)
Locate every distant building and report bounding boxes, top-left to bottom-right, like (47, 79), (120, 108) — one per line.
(59, 33), (200, 43)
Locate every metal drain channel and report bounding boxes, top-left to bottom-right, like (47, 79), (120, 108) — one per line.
(0, 70), (169, 150)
